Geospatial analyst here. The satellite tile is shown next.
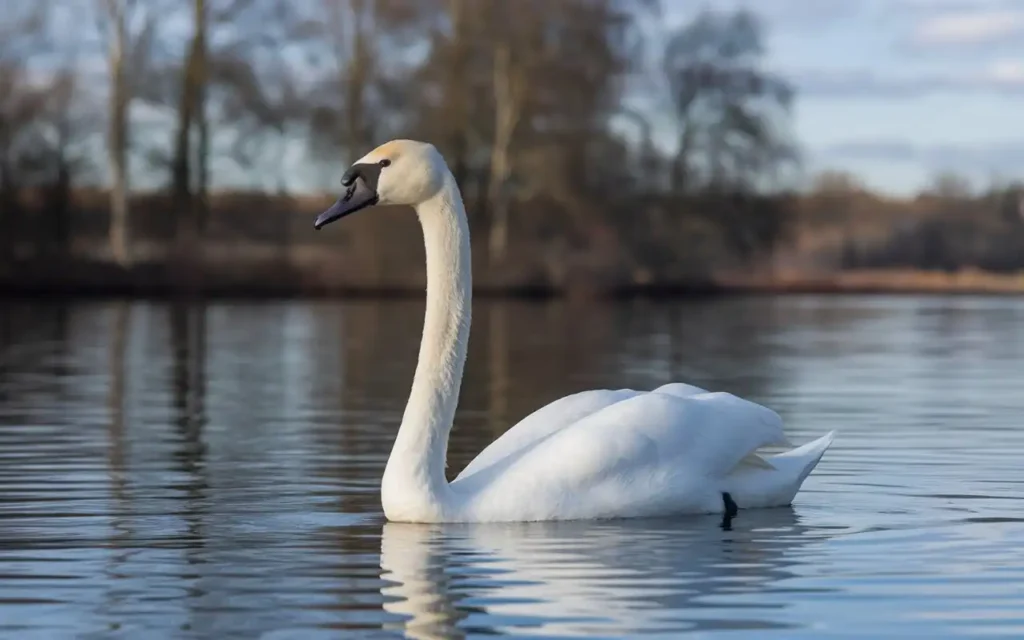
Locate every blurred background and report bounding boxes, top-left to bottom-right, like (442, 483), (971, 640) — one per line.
(1, 0), (1022, 296)
(4, 3), (1024, 636)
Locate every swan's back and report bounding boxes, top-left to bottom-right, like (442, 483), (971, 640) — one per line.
(455, 383), (710, 483)
(450, 384), (831, 522)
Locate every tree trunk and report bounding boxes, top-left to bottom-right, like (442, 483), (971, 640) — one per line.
(487, 42), (523, 265)
(50, 154), (71, 255)
(171, 71), (193, 207)
(671, 111), (695, 195)
(107, 0), (130, 266)
(194, 0), (208, 235)
(345, 0), (371, 161)
(444, 0), (471, 191)
(173, 0), (207, 253)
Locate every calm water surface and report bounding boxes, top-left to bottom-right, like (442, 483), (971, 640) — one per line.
(1, 295), (1023, 638)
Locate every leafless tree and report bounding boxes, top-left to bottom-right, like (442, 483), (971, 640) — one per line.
(96, 0), (155, 264)
(663, 9), (796, 194)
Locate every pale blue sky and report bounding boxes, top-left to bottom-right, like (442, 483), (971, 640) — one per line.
(661, 0), (1024, 195)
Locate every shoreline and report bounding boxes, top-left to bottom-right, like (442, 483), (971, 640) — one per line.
(716, 269), (1024, 296)
(2, 265), (1023, 300)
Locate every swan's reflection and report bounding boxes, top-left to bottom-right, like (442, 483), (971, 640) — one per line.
(380, 509), (833, 638)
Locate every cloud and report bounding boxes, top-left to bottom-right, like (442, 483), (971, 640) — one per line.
(746, 0), (859, 30)
(911, 9), (1024, 46)
(669, 1), (1024, 38)
(793, 60), (1024, 98)
(662, 0), (858, 32)
(818, 139), (1024, 170)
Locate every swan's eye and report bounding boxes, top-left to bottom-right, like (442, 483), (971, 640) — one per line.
(379, 159), (391, 168)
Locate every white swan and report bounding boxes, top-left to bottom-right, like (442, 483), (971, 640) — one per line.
(314, 139), (834, 523)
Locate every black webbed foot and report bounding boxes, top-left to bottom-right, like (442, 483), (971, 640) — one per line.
(720, 492), (739, 530)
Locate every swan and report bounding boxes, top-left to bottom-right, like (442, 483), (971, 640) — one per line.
(313, 139), (835, 523)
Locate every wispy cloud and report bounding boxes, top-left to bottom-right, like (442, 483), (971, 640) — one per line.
(819, 139), (1024, 170)
(911, 9), (1024, 46)
(662, 0), (857, 32)
(794, 60), (1024, 98)
(745, 0), (858, 30)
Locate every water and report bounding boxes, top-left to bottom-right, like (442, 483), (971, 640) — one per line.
(1, 295), (1023, 639)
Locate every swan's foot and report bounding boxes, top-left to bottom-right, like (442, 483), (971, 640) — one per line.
(722, 492), (738, 517)
(720, 492), (738, 530)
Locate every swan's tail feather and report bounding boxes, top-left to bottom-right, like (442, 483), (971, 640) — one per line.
(773, 430), (835, 480)
(723, 431), (835, 510)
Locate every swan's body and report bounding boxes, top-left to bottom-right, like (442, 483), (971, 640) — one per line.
(314, 139), (834, 523)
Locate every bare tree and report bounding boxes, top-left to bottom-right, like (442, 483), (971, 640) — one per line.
(4, 0), (882, 293)
(96, 0), (154, 265)
(172, 0), (209, 249)
(486, 15), (529, 264)
(663, 9), (796, 194)
(303, 0), (432, 172)
(927, 171), (973, 200)
(0, 4), (50, 261)
(98, 0), (128, 264)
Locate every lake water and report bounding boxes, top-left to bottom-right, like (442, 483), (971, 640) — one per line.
(1, 295), (1023, 638)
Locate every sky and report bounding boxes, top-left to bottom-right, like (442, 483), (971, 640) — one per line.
(663, 0), (1024, 195)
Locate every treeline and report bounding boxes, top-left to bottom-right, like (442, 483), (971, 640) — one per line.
(788, 171), (1024, 276)
(0, 0), (1022, 296)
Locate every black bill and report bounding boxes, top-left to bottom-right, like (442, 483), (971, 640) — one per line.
(314, 173), (379, 230)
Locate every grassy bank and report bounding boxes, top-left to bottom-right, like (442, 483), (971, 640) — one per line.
(3, 186), (1024, 299)
(3, 254), (1023, 299)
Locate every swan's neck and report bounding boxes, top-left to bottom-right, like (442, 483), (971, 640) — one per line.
(381, 173), (471, 519)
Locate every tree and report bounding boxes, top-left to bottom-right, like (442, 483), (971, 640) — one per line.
(39, 71), (96, 255)
(172, 0), (209, 249)
(662, 9), (796, 194)
(486, 3), (533, 263)
(0, 5), (49, 262)
(302, 0), (432, 172)
(927, 171), (973, 200)
(96, 0), (154, 265)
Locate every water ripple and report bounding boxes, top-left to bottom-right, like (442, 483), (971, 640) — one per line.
(1, 296), (1023, 637)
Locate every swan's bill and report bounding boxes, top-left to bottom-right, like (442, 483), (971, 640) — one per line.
(314, 165), (382, 229)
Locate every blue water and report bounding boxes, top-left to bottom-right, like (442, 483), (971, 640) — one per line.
(1, 295), (1022, 638)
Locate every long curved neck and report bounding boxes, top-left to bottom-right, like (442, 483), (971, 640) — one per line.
(381, 172), (471, 518)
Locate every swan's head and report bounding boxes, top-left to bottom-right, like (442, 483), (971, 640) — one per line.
(314, 139), (446, 230)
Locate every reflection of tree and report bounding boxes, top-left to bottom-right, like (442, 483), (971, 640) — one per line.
(171, 300), (207, 465)
(0, 301), (72, 547)
(0, 301), (71, 388)
(107, 301), (131, 500)
(0, 302), (10, 406)
(380, 509), (834, 638)
(170, 300), (209, 564)
(103, 301), (133, 620)
(327, 300), (398, 516)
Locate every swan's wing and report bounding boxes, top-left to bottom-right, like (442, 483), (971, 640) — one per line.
(456, 390), (790, 520)
(456, 382), (712, 483)
(454, 388), (641, 482)
(549, 391), (788, 484)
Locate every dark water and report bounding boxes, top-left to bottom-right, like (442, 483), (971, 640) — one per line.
(1, 295), (1023, 639)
